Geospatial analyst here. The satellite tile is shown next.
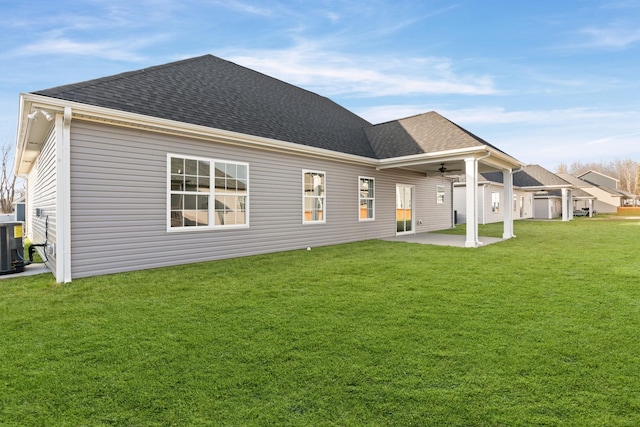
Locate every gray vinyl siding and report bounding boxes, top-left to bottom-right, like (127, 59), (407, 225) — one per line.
(69, 121), (451, 279)
(416, 177), (453, 232)
(30, 126), (58, 276)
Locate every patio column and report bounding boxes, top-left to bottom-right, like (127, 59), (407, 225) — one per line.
(464, 157), (478, 248)
(568, 189), (573, 220)
(561, 188), (569, 221)
(589, 199), (594, 217)
(502, 169), (514, 239)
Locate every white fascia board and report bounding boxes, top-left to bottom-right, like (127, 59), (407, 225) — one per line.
(522, 184), (573, 191)
(376, 146), (490, 170)
(17, 94), (379, 170)
(376, 146), (524, 171)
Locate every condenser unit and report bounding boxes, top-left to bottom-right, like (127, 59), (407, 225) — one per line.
(0, 222), (25, 275)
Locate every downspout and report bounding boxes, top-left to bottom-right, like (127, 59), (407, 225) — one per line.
(58, 107), (72, 283)
(450, 177), (457, 228)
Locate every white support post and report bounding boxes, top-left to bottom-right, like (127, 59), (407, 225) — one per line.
(502, 169), (514, 239)
(568, 189), (573, 220)
(465, 157), (478, 248)
(561, 188), (569, 221)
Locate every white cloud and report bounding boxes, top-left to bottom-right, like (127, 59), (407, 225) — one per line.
(223, 43), (497, 98)
(579, 25), (640, 49)
(208, 0), (274, 16)
(12, 31), (172, 62)
(16, 37), (144, 61)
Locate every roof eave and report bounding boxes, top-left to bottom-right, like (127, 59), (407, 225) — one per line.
(15, 94), (380, 175)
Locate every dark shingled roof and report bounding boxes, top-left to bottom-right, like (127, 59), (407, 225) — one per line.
(33, 54), (377, 158)
(482, 164), (571, 188)
(365, 112), (507, 159)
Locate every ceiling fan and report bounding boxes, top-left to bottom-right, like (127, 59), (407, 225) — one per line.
(429, 163), (462, 175)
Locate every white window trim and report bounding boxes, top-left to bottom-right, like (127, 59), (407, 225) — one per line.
(302, 170), (326, 224)
(436, 184), (445, 205)
(358, 176), (375, 221)
(167, 153), (250, 232)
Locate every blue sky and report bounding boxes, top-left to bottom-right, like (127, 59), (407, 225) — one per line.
(1, 0), (639, 170)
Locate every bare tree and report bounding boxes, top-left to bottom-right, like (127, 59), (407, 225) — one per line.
(614, 159), (639, 194)
(0, 143), (17, 213)
(555, 162), (568, 174)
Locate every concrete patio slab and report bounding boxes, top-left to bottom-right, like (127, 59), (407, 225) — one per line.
(384, 232), (504, 247)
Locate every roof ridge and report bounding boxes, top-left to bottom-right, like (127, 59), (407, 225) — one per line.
(370, 111), (437, 127)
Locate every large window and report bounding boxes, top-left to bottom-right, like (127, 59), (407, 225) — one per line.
(436, 185), (445, 205)
(359, 177), (375, 220)
(303, 170), (325, 223)
(169, 155), (248, 230)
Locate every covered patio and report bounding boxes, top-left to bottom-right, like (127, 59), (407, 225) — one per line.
(368, 112), (524, 248)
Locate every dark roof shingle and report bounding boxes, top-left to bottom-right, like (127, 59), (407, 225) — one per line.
(482, 164), (571, 187)
(364, 112), (507, 159)
(34, 55), (377, 158)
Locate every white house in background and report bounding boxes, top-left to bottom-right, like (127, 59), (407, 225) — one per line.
(14, 55), (524, 282)
(454, 164), (576, 222)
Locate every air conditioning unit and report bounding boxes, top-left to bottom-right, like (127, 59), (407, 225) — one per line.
(0, 222), (25, 275)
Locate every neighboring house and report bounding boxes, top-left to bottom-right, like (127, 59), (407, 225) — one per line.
(557, 174), (597, 215)
(14, 55), (523, 282)
(453, 177), (534, 225)
(13, 196), (26, 222)
(576, 170), (637, 211)
(454, 164), (573, 222)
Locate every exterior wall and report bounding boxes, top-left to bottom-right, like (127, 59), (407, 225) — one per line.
(452, 183), (466, 224)
(29, 126), (58, 276)
(533, 198), (562, 219)
(68, 121), (452, 279)
(533, 199), (550, 219)
(581, 186), (620, 213)
(417, 177), (454, 232)
(515, 190), (534, 220)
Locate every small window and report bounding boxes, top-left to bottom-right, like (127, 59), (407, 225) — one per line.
(169, 154), (248, 230)
(359, 177), (375, 220)
(491, 192), (500, 213)
(436, 185), (445, 205)
(303, 170), (325, 223)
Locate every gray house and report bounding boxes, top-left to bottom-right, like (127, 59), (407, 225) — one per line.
(14, 55), (523, 282)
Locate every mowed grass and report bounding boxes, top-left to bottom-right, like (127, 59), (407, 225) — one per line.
(2, 219), (640, 426)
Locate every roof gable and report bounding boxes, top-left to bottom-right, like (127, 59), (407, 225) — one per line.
(33, 55), (377, 158)
(364, 111), (507, 159)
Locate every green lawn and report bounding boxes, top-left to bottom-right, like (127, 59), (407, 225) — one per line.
(2, 219), (640, 426)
